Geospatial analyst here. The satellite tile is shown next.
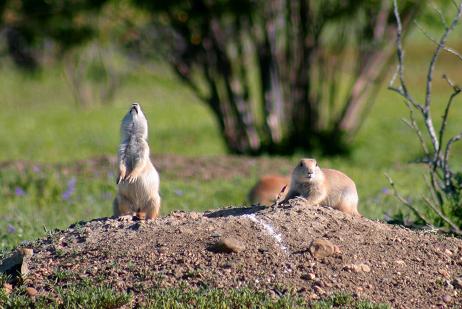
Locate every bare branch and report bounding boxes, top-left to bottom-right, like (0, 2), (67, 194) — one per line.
(429, 167), (445, 207)
(425, 1), (462, 109)
(423, 197), (461, 234)
(390, 0), (462, 232)
(442, 74), (461, 92)
(438, 75), (461, 160)
(431, 3), (448, 28)
(452, 0), (461, 10)
(424, 174), (443, 210)
(389, 65), (399, 87)
(401, 100), (429, 155)
(391, 0), (406, 93)
(414, 22), (462, 61)
(389, 0), (422, 111)
(440, 75), (462, 187)
(443, 132), (462, 184)
(422, 1), (462, 152)
(385, 174), (433, 226)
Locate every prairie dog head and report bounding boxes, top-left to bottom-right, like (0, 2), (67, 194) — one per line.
(291, 158), (323, 184)
(120, 102), (148, 141)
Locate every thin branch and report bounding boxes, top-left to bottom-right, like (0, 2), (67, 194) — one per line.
(431, 3), (448, 28)
(422, 1), (462, 152)
(414, 22), (462, 62)
(423, 197), (461, 234)
(424, 1), (462, 110)
(389, 0), (422, 111)
(451, 0), (460, 10)
(429, 167), (445, 208)
(424, 174), (443, 210)
(443, 73), (461, 91)
(392, 0), (407, 95)
(438, 75), (461, 164)
(401, 100), (429, 155)
(390, 0), (462, 233)
(443, 132), (462, 184)
(389, 64), (399, 87)
(385, 174), (432, 226)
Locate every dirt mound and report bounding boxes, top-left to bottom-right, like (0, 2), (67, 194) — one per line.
(3, 204), (462, 307)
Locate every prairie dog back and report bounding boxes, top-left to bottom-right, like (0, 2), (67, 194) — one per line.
(248, 175), (290, 206)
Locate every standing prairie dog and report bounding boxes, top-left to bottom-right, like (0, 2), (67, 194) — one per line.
(113, 102), (161, 220)
(248, 175), (290, 206)
(282, 158), (359, 216)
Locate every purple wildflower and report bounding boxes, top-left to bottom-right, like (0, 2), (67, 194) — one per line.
(381, 187), (390, 195)
(15, 187), (26, 196)
(7, 224), (16, 234)
(62, 177), (77, 201)
(174, 189), (184, 196)
(32, 165), (41, 173)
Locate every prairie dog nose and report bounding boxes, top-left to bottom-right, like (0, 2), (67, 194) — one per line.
(130, 102), (140, 114)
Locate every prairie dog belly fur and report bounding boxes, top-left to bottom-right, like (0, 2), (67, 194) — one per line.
(283, 159), (359, 216)
(113, 102), (161, 220)
(117, 163), (160, 212)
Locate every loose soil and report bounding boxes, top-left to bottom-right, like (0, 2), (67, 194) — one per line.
(4, 202), (462, 308)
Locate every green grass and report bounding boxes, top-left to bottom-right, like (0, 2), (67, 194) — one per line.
(0, 274), (389, 309)
(142, 288), (389, 309)
(0, 37), (461, 251)
(0, 277), (133, 309)
(0, 64), (225, 161)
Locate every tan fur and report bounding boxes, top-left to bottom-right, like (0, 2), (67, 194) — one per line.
(283, 158), (359, 216)
(113, 102), (161, 220)
(248, 175), (290, 206)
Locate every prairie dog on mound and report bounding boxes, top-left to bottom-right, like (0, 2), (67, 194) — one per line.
(113, 102), (161, 220)
(248, 175), (290, 206)
(282, 158), (359, 216)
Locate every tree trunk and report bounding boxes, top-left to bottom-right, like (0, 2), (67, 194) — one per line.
(151, 0), (421, 155)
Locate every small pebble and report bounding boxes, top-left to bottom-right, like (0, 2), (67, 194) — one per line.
(309, 239), (337, 259)
(213, 237), (245, 253)
(313, 286), (325, 294)
(395, 260), (405, 266)
(453, 277), (462, 289)
(26, 287), (38, 297)
(442, 294), (452, 303)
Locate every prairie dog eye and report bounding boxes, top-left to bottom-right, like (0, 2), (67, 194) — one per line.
(315, 162), (318, 167)
(299, 162), (303, 167)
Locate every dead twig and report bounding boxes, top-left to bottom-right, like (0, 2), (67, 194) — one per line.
(423, 197), (461, 234)
(388, 0), (421, 111)
(388, 0), (462, 232)
(385, 174), (433, 226)
(414, 22), (462, 62)
(400, 100), (429, 156)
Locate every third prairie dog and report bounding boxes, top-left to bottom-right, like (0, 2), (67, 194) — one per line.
(282, 158), (359, 216)
(113, 102), (161, 220)
(248, 175), (291, 206)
